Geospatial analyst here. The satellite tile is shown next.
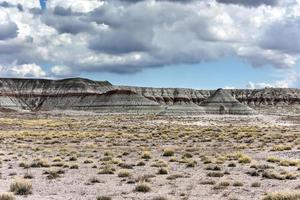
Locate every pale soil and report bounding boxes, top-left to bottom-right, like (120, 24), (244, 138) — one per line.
(0, 112), (299, 200)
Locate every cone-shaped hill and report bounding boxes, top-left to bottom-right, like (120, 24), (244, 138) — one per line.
(200, 88), (256, 115)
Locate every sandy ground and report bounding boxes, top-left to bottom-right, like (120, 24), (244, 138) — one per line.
(0, 112), (299, 200)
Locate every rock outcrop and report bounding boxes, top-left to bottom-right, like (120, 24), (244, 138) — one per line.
(200, 89), (255, 115)
(0, 77), (299, 114)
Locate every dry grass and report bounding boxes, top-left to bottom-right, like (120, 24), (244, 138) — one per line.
(0, 114), (299, 200)
(0, 193), (15, 200)
(263, 191), (300, 200)
(9, 179), (32, 195)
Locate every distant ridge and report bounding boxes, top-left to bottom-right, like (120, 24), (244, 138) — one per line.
(0, 77), (299, 114)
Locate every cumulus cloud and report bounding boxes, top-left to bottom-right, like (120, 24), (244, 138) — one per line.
(259, 18), (300, 54)
(0, 63), (46, 78)
(247, 70), (300, 89)
(0, 0), (299, 79)
(0, 22), (18, 40)
(50, 65), (76, 77)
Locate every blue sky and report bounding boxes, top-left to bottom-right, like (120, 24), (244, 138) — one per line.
(82, 57), (300, 89)
(39, 0), (46, 10)
(0, 0), (300, 89)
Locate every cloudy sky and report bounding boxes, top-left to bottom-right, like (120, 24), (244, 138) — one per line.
(0, 0), (299, 89)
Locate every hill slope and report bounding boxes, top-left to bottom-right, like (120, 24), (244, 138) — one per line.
(0, 78), (299, 114)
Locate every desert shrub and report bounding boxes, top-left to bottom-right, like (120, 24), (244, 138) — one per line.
(118, 170), (131, 178)
(166, 174), (184, 180)
(30, 159), (49, 168)
(10, 179), (32, 195)
(98, 166), (115, 174)
(118, 163), (133, 169)
(238, 155), (251, 164)
(182, 152), (193, 158)
(157, 168), (168, 175)
(0, 192), (15, 200)
(207, 172), (224, 177)
(251, 182), (261, 187)
(19, 162), (30, 169)
(136, 161), (146, 166)
(279, 159), (299, 167)
(151, 160), (168, 168)
(152, 197), (168, 200)
(52, 157), (62, 162)
(228, 162), (236, 167)
(263, 191), (300, 200)
(141, 151), (151, 159)
(186, 161), (196, 168)
(69, 156), (77, 161)
(271, 145), (292, 151)
(43, 169), (64, 179)
(267, 157), (280, 163)
(89, 177), (101, 184)
(134, 183), (151, 193)
(96, 196), (111, 200)
(162, 148), (175, 157)
(232, 181), (243, 187)
(213, 181), (230, 190)
(200, 180), (216, 185)
(69, 164), (79, 169)
(83, 159), (94, 164)
(262, 170), (297, 180)
(205, 165), (222, 171)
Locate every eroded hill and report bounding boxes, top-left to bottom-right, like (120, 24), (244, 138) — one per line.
(0, 77), (299, 114)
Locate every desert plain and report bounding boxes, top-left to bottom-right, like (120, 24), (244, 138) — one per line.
(0, 112), (299, 200)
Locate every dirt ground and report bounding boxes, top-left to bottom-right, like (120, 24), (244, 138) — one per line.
(0, 112), (299, 200)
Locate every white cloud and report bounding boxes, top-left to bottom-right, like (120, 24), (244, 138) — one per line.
(0, 63), (46, 78)
(224, 86), (235, 89)
(246, 70), (300, 89)
(0, 0), (299, 77)
(50, 65), (74, 77)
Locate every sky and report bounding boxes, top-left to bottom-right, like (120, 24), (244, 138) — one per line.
(0, 0), (300, 89)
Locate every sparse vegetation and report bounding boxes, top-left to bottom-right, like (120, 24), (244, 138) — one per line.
(9, 179), (32, 195)
(134, 183), (151, 193)
(263, 191), (300, 200)
(96, 196), (112, 200)
(0, 114), (299, 200)
(0, 193), (15, 200)
(162, 148), (175, 157)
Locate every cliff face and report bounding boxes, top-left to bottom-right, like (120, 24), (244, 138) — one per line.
(0, 78), (113, 111)
(0, 78), (299, 114)
(120, 86), (300, 107)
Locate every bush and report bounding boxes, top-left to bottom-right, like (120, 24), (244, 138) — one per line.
(10, 179), (32, 195)
(162, 148), (174, 157)
(207, 172), (224, 177)
(157, 168), (168, 175)
(118, 170), (131, 178)
(152, 197), (168, 200)
(141, 151), (151, 159)
(271, 145), (292, 151)
(134, 183), (151, 193)
(232, 181), (243, 187)
(98, 166), (114, 174)
(263, 192), (300, 200)
(238, 155), (251, 164)
(251, 182), (261, 187)
(0, 193), (16, 200)
(96, 196), (111, 200)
